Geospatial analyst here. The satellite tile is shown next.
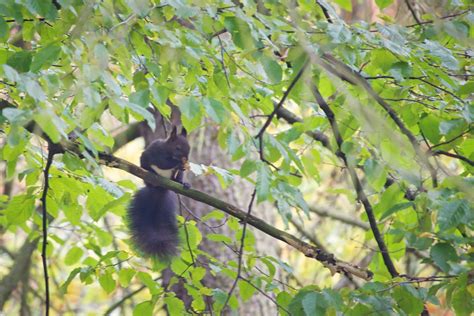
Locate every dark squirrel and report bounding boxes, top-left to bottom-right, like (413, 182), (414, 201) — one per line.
(128, 126), (190, 259)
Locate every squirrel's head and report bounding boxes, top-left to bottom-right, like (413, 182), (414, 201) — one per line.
(165, 126), (190, 165)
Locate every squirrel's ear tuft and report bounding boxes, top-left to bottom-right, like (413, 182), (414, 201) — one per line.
(181, 127), (187, 137)
(169, 126), (178, 139)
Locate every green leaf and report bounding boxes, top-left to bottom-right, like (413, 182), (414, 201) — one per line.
(276, 291), (292, 315)
(374, 184), (404, 218)
(261, 55), (282, 84)
(31, 45), (61, 73)
(201, 209), (225, 222)
(437, 200), (471, 231)
(380, 202), (414, 220)
(98, 272), (116, 294)
(127, 0), (150, 17)
(0, 17), (8, 38)
(302, 292), (327, 316)
(136, 271), (160, 295)
(129, 89), (150, 108)
(118, 268), (136, 288)
(25, 78), (46, 101)
(191, 267), (206, 283)
(240, 159), (257, 178)
(203, 98), (227, 123)
(452, 274), (474, 316)
(179, 96), (202, 132)
(420, 115), (441, 144)
(238, 280), (256, 302)
(164, 296), (186, 315)
(458, 82), (474, 96)
(34, 109), (67, 143)
(207, 233), (233, 243)
(389, 61), (412, 81)
(59, 267), (81, 294)
(375, 0), (394, 10)
(393, 285), (424, 315)
(7, 51), (32, 73)
(364, 159), (388, 191)
(127, 100), (156, 130)
(25, 0), (57, 20)
(133, 301), (154, 316)
(256, 163), (271, 203)
(332, 0), (352, 11)
(5, 194), (35, 225)
(64, 246), (84, 266)
(223, 16), (255, 50)
(430, 243), (458, 272)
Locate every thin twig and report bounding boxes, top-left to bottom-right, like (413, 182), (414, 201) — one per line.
(255, 60), (309, 140)
(105, 277), (161, 315)
(41, 146), (55, 316)
(432, 150), (474, 166)
(240, 276), (291, 315)
(406, 10), (469, 27)
(255, 60), (309, 161)
(431, 127), (472, 149)
(178, 195), (196, 266)
(315, 1), (333, 23)
(222, 189), (257, 311)
(404, 0), (421, 24)
(215, 30), (231, 88)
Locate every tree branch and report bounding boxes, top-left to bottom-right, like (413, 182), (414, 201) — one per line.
(431, 150), (474, 166)
(255, 60), (309, 144)
(40, 145), (56, 316)
(404, 0), (421, 24)
(275, 106), (331, 149)
(320, 53), (439, 187)
(93, 150), (372, 280)
(309, 82), (399, 278)
(309, 207), (370, 230)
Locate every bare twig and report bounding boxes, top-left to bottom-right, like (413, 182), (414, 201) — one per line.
(105, 278), (161, 315)
(41, 146), (55, 316)
(222, 189), (257, 311)
(309, 207), (370, 230)
(431, 127), (472, 149)
(404, 0), (422, 24)
(431, 150), (474, 166)
(406, 10), (470, 27)
(315, 1), (333, 23)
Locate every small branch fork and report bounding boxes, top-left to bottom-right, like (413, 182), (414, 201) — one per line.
(40, 144), (57, 316)
(309, 82), (399, 278)
(255, 60), (309, 160)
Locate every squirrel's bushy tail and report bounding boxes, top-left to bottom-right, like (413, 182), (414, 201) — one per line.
(127, 186), (179, 259)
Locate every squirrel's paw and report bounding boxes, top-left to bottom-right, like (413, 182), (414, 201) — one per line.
(182, 182), (191, 189)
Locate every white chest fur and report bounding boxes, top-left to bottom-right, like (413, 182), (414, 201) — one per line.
(150, 165), (174, 178)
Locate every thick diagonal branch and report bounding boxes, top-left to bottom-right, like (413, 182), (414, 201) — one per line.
(94, 150), (372, 280)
